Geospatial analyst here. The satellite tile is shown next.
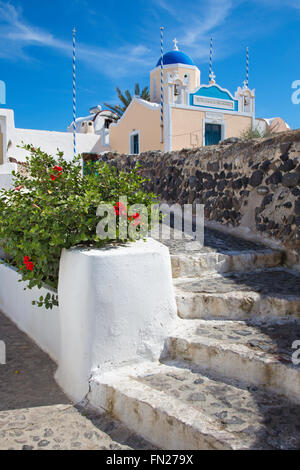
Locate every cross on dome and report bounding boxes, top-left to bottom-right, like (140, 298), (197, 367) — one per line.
(209, 70), (216, 84)
(173, 38), (179, 50)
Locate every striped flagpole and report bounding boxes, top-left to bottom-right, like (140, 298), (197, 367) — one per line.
(209, 37), (213, 80)
(72, 27), (76, 157)
(246, 46), (249, 87)
(160, 26), (164, 144)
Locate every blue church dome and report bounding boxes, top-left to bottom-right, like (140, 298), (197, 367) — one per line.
(156, 50), (195, 67)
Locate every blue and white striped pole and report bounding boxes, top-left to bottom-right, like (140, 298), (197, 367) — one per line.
(160, 26), (164, 144)
(246, 46), (249, 87)
(72, 27), (76, 157)
(209, 37), (213, 80)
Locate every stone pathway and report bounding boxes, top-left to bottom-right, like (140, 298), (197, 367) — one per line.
(175, 268), (300, 297)
(0, 312), (156, 450)
(1, 225), (300, 450)
(92, 226), (300, 449)
(137, 360), (300, 450)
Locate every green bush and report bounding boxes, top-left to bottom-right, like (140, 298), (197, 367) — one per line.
(239, 125), (274, 141)
(0, 145), (157, 309)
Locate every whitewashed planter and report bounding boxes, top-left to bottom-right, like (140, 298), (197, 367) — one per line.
(56, 238), (177, 403)
(0, 238), (177, 404)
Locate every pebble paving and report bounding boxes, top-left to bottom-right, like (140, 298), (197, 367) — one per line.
(161, 226), (273, 255)
(0, 312), (156, 450)
(176, 268), (300, 298)
(1, 225), (300, 450)
(137, 360), (300, 450)
(185, 319), (300, 366)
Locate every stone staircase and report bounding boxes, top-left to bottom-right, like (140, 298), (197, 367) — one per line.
(90, 227), (300, 450)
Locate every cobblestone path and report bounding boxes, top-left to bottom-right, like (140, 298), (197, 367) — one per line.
(0, 312), (156, 450)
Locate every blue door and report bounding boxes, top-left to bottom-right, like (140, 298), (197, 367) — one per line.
(205, 123), (222, 146)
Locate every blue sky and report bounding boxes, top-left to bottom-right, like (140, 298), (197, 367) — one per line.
(0, 0), (300, 131)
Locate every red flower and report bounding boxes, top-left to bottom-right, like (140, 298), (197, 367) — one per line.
(128, 212), (141, 226)
(114, 201), (127, 217)
(50, 174), (56, 181)
(15, 185), (22, 191)
(53, 166), (63, 176)
(26, 261), (34, 271)
(23, 256), (34, 271)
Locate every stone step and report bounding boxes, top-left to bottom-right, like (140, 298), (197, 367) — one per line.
(175, 268), (300, 320)
(90, 361), (300, 450)
(171, 249), (282, 278)
(167, 319), (300, 404)
(160, 226), (283, 278)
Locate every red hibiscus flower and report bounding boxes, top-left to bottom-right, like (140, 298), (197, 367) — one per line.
(23, 256), (34, 271)
(128, 212), (141, 226)
(50, 174), (56, 181)
(114, 201), (127, 217)
(53, 166), (63, 176)
(26, 261), (34, 271)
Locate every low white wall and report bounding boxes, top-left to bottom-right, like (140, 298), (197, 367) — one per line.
(0, 263), (60, 362)
(0, 108), (106, 163)
(56, 238), (177, 403)
(9, 128), (103, 162)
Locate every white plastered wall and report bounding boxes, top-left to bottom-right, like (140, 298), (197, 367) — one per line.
(0, 108), (105, 163)
(56, 238), (177, 402)
(0, 238), (177, 404)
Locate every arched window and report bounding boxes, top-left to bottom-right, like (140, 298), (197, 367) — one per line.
(153, 77), (157, 100)
(243, 93), (251, 113)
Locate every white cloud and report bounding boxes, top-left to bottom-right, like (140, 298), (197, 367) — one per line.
(0, 0), (154, 77)
(0, 0), (298, 79)
(151, 0), (234, 61)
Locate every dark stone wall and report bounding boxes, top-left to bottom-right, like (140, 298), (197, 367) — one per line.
(83, 130), (300, 257)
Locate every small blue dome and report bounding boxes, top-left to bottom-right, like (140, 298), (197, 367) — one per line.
(156, 50), (195, 67)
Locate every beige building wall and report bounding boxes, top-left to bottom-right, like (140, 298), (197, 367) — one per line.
(171, 107), (252, 151)
(224, 114), (252, 138)
(171, 107), (205, 150)
(150, 65), (200, 103)
(110, 100), (163, 154)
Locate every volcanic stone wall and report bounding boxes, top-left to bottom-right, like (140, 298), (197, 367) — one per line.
(85, 130), (300, 259)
